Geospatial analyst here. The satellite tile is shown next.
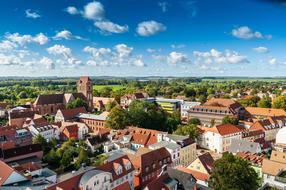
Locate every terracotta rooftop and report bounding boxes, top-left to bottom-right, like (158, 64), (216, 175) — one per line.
(176, 166), (210, 181)
(246, 107), (286, 117)
(199, 124), (243, 136)
(59, 107), (87, 120)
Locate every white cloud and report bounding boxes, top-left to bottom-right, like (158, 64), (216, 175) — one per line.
(47, 44), (82, 65)
(94, 21), (128, 34)
(232, 26), (272, 40)
(0, 40), (17, 52)
(5, 33), (48, 46)
(84, 44), (145, 67)
(114, 44), (133, 58)
(39, 57), (55, 69)
(53, 30), (82, 40)
(33, 33), (49, 45)
(253, 46), (269, 53)
(158, 2), (169, 12)
(25, 9), (41, 19)
(147, 48), (157, 53)
(171, 44), (186, 49)
(65, 6), (79, 15)
(193, 49), (249, 64)
(269, 57), (278, 65)
(83, 1), (105, 21)
(133, 56), (145, 67)
(136, 20), (166, 36)
(167, 51), (189, 64)
(0, 54), (20, 65)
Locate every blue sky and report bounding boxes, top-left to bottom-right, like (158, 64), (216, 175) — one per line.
(1, 0), (286, 77)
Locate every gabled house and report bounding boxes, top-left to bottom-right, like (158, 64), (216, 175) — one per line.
(59, 122), (89, 140)
(54, 107), (87, 122)
(198, 124), (243, 153)
(250, 116), (286, 141)
(127, 147), (172, 190)
(93, 96), (117, 111)
(186, 152), (214, 187)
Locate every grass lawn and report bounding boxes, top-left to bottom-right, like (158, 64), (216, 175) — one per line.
(93, 85), (126, 91)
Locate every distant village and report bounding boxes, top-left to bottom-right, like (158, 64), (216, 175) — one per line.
(0, 76), (286, 190)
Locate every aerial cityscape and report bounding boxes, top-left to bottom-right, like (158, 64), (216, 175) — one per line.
(1, 0), (286, 190)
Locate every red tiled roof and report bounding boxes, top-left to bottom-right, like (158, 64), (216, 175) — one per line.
(97, 154), (134, 181)
(145, 173), (172, 190)
(215, 124), (243, 136)
(59, 107), (87, 120)
(34, 94), (65, 105)
(113, 181), (132, 190)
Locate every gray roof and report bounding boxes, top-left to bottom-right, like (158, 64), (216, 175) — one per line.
(150, 141), (180, 150)
(167, 167), (197, 190)
(229, 139), (261, 154)
(155, 97), (183, 103)
(77, 113), (107, 121)
(181, 101), (201, 107)
(79, 170), (105, 185)
(166, 134), (188, 142)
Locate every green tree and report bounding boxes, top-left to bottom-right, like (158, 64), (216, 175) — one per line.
(75, 148), (90, 169)
(105, 100), (117, 112)
(257, 98), (272, 108)
(33, 135), (49, 153)
(188, 118), (201, 125)
(106, 106), (129, 129)
(222, 116), (239, 125)
(43, 148), (61, 167)
(66, 98), (88, 110)
(209, 152), (259, 190)
(273, 96), (286, 110)
(174, 124), (198, 140)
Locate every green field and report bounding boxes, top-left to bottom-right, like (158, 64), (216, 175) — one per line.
(93, 85), (126, 91)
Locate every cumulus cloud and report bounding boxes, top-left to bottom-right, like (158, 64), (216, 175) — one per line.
(232, 26), (272, 40)
(65, 1), (128, 34)
(193, 49), (249, 64)
(39, 57), (55, 69)
(83, 1), (105, 21)
(84, 44), (145, 67)
(0, 54), (21, 65)
(167, 51), (189, 64)
(47, 44), (82, 65)
(25, 9), (41, 19)
(0, 40), (17, 52)
(253, 46), (269, 53)
(65, 6), (79, 15)
(94, 21), (128, 34)
(53, 30), (82, 40)
(269, 57), (278, 65)
(136, 20), (166, 36)
(5, 33), (48, 46)
(114, 44), (133, 58)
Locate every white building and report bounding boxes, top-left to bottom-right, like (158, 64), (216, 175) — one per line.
(198, 124), (243, 153)
(180, 101), (201, 120)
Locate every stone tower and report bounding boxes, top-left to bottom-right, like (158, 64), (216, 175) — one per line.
(77, 76), (93, 110)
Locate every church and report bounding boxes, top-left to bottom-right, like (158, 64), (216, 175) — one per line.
(32, 76), (93, 115)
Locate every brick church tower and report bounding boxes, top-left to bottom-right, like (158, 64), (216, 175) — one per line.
(77, 76), (93, 110)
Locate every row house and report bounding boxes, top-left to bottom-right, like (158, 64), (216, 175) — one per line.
(54, 107), (86, 122)
(109, 127), (167, 151)
(0, 126), (32, 149)
(198, 124), (243, 153)
(162, 134), (197, 167)
(127, 147), (172, 190)
(245, 107), (286, 120)
(23, 116), (55, 142)
(250, 116), (286, 141)
(187, 98), (245, 126)
(8, 109), (38, 127)
(45, 152), (134, 190)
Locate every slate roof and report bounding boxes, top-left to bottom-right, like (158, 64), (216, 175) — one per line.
(167, 167), (197, 190)
(0, 144), (42, 160)
(229, 139), (261, 154)
(34, 94), (65, 105)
